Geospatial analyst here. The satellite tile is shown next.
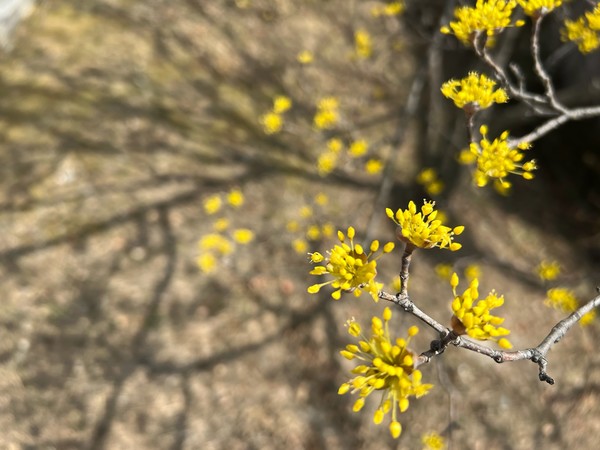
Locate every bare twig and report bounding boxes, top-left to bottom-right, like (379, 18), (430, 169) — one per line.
(379, 288), (600, 385)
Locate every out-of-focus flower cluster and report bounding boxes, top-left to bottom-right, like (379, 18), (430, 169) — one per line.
(450, 273), (513, 349)
(563, 3), (600, 54)
(459, 125), (536, 194)
(545, 288), (596, 325)
(260, 95), (292, 134)
(338, 308), (433, 439)
(386, 200), (464, 251)
(416, 168), (445, 196)
(197, 189), (254, 273)
(316, 136), (384, 176)
(517, 0), (562, 17)
(286, 193), (336, 255)
(308, 226), (394, 301)
(371, 1), (405, 17)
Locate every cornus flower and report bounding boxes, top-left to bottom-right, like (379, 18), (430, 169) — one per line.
(441, 72), (509, 112)
(422, 431), (446, 450)
(536, 260), (561, 281)
(441, 0), (525, 47)
(338, 308), (433, 439)
(416, 168), (445, 196)
(260, 112), (283, 134)
(386, 200), (464, 251)
(517, 0), (562, 17)
(354, 29), (373, 59)
(314, 97), (340, 129)
(545, 288), (578, 312)
(272, 96), (292, 114)
(365, 159), (383, 174)
(297, 50), (314, 64)
(372, 1), (405, 17)
(459, 125), (536, 192)
(450, 273), (512, 349)
(545, 288), (596, 326)
(307, 227), (394, 301)
(563, 5), (600, 54)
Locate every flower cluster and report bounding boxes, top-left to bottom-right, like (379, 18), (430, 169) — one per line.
(316, 137), (383, 176)
(450, 273), (512, 348)
(562, 4), (600, 54)
(416, 168), (445, 196)
(308, 227), (394, 301)
(296, 50), (314, 64)
(422, 432), (446, 450)
(354, 29), (373, 59)
(536, 260), (561, 281)
(441, 72), (509, 113)
(286, 193), (335, 254)
(260, 95), (293, 134)
(371, 1), (405, 17)
(338, 308), (433, 439)
(313, 97), (339, 130)
(386, 200), (464, 251)
(459, 125), (536, 193)
(545, 288), (595, 326)
(441, 0), (525, 47)
(197, 189), (254, 273)
(517, 0), (562, 18)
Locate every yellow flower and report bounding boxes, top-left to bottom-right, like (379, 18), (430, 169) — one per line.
(213, 217), (230, 232)
(416, 168), (445, 196)
(464, 264), (481, 281)
(306, 224), (321, 241)
(562, 6), (600, 54)
(459, 125), (536, 192)
(349, 139), (368, 157)
(197, 253), (217, 273)
(204, 195), (222, 215)
(317, 151), (338, 176)
(327, 138), (344, 153)
(581, 310), (596, 326)
(422, 431), (446, 450)
(273, 95), (292, 114)
(517, 0), (562, 17)
(441, 0), (524, 47)
(321, 222), (335, 238)
(314, 192), (328, 206)
(365, 159), (384, 174)
(227, 189), (245, 207)
(314, 97), (339, 129)
(232, 228), (254, 244)
(545, 288), (578, 312)
(536, 260), (561, 281)
(338, 308), (433, 439)
(307, 227), (394, 301)
(435, 263), (453, 281)
(355, 29), (372, 58)
(199, 233), (233, 255)
(386, 200), (464, 251)
(293, 238), (308, 254)
(450, 273), (512, 348)
(286, 220), (300, 233)
(372, 1), (405, 17)
(300, 206), (313, 219)
(260, 112), (284, 134)
(297, 50), (314, 64)
(441, 72), (509, 111)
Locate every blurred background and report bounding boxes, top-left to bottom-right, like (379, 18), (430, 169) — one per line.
(0, 1), (599, 449)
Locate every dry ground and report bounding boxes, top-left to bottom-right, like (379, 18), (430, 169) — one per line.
(0, 1), (599, 449)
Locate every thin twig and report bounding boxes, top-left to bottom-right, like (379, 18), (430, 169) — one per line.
(379, 288), (600, 385)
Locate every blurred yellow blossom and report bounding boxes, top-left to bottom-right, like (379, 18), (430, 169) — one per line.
(227, 189), (245, 207)
(197, 253), (217, 273)
(213, 218), (230, 232)
(273, 95), (292, 114)
(464, 264), (481, 281)
(199, 233), (233, 255)
(545, 288), (578, 312)
(563, 5), (600, 54)
(260, 112), (283, 134)
(314, 193), (329, 206)
(314, 97), (339, 129)
(536, 260), (561, 281)
(517, 0), (562, 17)
(233, 228), (254, 244)
(422, 431), (445, 450)
(293, 238), (308, 254)
(365, 159), (384, 174)
(297, 50), (314, 64)
(435, 263), (453, 281)
(349, 139), (368, 157)
(204, 195), (222, 215)
(355, 29), (372, 58)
